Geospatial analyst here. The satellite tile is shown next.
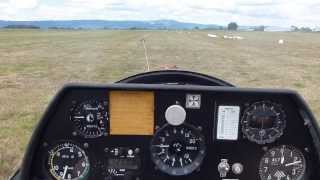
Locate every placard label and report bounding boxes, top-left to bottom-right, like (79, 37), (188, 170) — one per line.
(217, 106), (240, 140)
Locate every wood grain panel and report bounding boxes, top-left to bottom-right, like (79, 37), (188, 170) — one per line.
(109, 91), (155, 135)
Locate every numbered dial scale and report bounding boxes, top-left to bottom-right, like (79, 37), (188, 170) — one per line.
(70, 100), (108, 138)
(241, 101), (286, 144)
(150, 124), (206, 176)
(259, 145), (307, 180)
(47, 142), (90, 180)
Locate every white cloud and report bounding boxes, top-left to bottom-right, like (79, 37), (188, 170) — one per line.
(9, 0), (39, 9)
(0, 0), (319, 27)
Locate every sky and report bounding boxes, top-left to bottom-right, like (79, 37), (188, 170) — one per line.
(0, 0), (319, 27)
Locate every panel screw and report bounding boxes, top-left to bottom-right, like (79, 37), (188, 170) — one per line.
(232, 163), (244, 175)
(135, 148), (140, 154)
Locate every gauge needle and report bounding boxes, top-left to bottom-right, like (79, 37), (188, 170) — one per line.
(62, 165), (68, 179)
(281, 151), (284, 164)
(172, 157), (176, 167)
(285, 161), (302, 167)
(179, 158), (183, 167)
(153, 144), (170, 148)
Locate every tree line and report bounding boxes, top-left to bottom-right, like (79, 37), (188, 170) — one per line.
(3, 25), (40, 29)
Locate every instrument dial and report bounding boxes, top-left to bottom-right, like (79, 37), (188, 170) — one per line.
(259, 145), (307, 180)
(241, 101), (286, 144)
(150, 124), (206, 176)
(70, 100), (108, 138)
(47, 142), (90, 180)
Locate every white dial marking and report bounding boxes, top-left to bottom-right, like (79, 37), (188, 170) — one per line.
(285, 161), (302, 167)
(62, 165), (68, 179)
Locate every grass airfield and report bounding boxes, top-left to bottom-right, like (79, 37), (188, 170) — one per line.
(0, 29), (319, 179)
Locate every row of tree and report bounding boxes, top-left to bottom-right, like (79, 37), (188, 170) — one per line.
(227, 23), (265, 31)
(227, 23), (317, 32)
(291, 26), (313, 32)
(3, 25), (40, 29)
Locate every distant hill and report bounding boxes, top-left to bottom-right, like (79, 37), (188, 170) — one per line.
(0, 19), (223, 30)
(3, 24), (40, 29)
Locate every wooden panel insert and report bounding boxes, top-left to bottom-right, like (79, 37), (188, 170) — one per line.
(110, 91), (154, 135)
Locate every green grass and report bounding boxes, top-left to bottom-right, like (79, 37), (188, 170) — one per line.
(0, 29), (320, 179)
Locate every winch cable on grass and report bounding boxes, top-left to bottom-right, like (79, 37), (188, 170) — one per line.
(141, 36), (150, 72)
(140, 35), (179, 71)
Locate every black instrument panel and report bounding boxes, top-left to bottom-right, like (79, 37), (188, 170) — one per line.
(24, 84), (320, 180)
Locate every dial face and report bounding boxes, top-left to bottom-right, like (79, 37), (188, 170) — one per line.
(70, 100), (108, 138)
(150, 124), (206, 176)
(259, 145), (306, 180)
(47, 142), (90, 180)
(241, 101), (286, 144)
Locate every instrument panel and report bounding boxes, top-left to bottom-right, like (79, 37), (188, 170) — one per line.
(25, 84), (320, 180)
